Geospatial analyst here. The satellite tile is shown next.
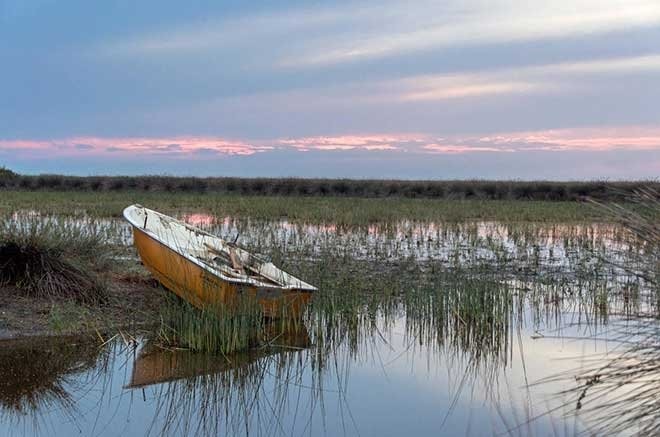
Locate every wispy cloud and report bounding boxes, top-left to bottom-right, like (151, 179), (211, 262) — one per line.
(95, 0), (660, 71)
(547, 54), (660, 75)
(278, 0), (660, 67)
(387, 54), (660, 102)
(398, 81), (541, 101)
(96, 7), (346, 58)
(179, 53), (660, 111)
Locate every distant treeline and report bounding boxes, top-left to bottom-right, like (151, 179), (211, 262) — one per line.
(0, 171), (657, 201)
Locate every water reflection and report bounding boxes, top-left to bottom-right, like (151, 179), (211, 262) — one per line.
(2, 306), (647, 436)
(0, 336), (108, 433)
(127, 327), (310, 389)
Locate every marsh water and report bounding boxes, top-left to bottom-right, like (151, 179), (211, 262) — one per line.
(1, 214), (656, 436)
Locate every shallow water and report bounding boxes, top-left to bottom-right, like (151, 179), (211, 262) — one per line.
(0, 309), (641, 437)
(1, 214), (655, 436)
(11, 210), (633, 267)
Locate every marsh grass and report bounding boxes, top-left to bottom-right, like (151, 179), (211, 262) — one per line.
(2, 200), (654, 435)
(2, 203), (641, 362)
(0, 214), (116, 303)
(3, 183), (660, 436)
(157, 294), (265, 354)
(146, 211), (643, 361)
(142, 257), (617, 437)
(0, 190), (615, 224)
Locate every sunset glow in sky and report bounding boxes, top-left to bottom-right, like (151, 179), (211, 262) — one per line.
(1, 0), (659, 179)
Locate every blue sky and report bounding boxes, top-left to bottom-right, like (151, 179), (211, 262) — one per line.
(1, 0), (659, 179)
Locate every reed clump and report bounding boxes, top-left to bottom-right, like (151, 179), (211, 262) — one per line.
(158, 295), (265, 354)
(0, 215), (113, 304)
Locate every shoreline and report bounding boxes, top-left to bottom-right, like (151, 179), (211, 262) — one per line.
(0, 275), (168, 341)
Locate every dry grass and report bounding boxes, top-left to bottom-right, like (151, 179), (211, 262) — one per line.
(0, 215), (114, 304)
(591, 187), (659, 290)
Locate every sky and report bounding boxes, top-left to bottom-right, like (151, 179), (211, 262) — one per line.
(1, 0), (659, 179)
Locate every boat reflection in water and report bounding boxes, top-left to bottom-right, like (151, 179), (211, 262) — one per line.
(128, 324), (317, 437)
(126, 326), (311, 389)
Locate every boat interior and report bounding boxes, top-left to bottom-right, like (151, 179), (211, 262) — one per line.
(124, 205), (316, 291)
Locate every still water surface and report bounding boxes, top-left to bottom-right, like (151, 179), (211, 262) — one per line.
(1, 310), (640, 436)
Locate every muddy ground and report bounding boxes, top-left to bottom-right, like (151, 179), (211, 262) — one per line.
(0, 274), (169, 340)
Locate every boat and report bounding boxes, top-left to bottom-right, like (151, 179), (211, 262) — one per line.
(123, 204), (317, 318)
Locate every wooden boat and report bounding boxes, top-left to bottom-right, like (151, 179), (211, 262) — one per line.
(123, 205), (317, 318)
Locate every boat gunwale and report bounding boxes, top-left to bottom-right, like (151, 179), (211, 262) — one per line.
(123, 204), (317, 292)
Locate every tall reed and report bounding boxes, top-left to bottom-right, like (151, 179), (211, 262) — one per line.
(536, 189), (660, 434)
(157, 295), (265, 355)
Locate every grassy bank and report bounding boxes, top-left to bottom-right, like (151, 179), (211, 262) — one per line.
(0, 190), (610, 223)
(0, 173), (657, 201)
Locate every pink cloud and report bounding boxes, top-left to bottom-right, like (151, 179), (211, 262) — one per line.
(479, 126), (660, 151)
(0, 136), (270, 157)
(0, 140), (54, 150)
(1, 126), (658, 161)
(0, 134), (419, 157)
